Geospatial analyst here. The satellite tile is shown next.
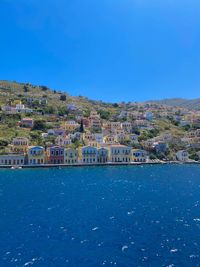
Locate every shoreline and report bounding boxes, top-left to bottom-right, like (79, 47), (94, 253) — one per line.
(0, 161), (199, 169)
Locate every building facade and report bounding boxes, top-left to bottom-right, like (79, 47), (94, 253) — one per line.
(46, 146), (65, 164)
(0, 154), (25, 165)
(110, 145), (132, 162)
(28, 146), (45, 165)
(132, 149), (148, 162)
(81, 146), (98, 163)
(64, 148), (78, 164)
(97, 147), (109, 163)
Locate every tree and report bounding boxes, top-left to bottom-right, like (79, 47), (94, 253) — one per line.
(32, 120), (46, 131)
(58, 106), (67, 116)
(40, 85), (48, 91)
(23, 85), (29, 92)
(44, 106), (55, 114)
(113, 103), (119, 108)
(99, 110), (111, 120)
(182, 125), (191, 131)
(71, 139), (81, 149)
(79, 119), (84, 133)
(149, 153), (157, 160)
(60, 94), (67, 101)
(0, 139), (9, 147)
(189, 152), (199, 161)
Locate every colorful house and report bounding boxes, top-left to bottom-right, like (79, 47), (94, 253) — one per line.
(10, 137), (29, 153)
(81, 146), (98, 163)
(154, 142), (168, 154)
(0, 154), (25, 166)
(89, 111), (101, 131)
(46, 146), (64, 164)
(121, 122), (132, 133)
(132, 149), (148, 162)
(109, 145), (132, 162)
(28, 146), (45, 165)
(176, 150), (189, 162)
(19, 118), (34, 128)
(97, 147), (109, 163)
(64, 148), (78, 164)
(65, 121), (79, 132)
(55, 135), (72, 147)
(103, 134), (116, 145)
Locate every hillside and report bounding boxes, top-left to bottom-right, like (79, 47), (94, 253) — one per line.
(0, 80), (119, 113)
(147, 98), (200, 110)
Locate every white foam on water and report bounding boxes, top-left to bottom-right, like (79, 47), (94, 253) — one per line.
(92, 227), (99, 231)
(24, 262), (33, 266)
(170, 248), (178, 253)
(189, 254), (199, 258)
(193, 218), (200, 222)
(80, 239), (89, 244)
(122, 245), (128, 252)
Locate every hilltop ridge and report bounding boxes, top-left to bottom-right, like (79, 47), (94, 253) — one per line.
(146, 98), (200, 111)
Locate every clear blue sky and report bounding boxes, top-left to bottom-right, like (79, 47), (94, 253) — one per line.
(0, 0), (200, 102)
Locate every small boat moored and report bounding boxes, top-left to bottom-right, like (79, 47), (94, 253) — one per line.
(11, 166), (22, 169)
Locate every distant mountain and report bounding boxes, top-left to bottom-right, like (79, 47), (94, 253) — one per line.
(146, 98), (200, 111)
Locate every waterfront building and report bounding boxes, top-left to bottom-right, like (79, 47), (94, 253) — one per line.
(154, 142), (168, 154)
(176, 150), (189, 162)
(64, 148), (78, 164)
(28, 146), (45, 165)
(97, 147), (109, 163)
(132, 149), (148, 162)
(0, 154), (25, 165)
(81, 146), (98, 163)
(110, 145), (132, 162)
(46, 146), (65, 164)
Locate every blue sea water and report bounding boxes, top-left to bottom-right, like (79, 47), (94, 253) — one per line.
(0, 165), (200, 267)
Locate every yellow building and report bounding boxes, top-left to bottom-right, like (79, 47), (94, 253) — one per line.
(10, 137), (29, 153)
(65, 120), (79, 132)
(27, 146), (45, 165)
(64, 148), (78, 164)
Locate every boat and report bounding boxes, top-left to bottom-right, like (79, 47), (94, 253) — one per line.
(11, 166), (22, 169)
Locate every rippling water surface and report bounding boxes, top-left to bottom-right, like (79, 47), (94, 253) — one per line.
(0, 165), (200, 267)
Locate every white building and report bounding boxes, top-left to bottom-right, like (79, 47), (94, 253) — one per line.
(176, 150), (189, 162)
(132, 149), (148, 162)
(109, 145), (132, 162)
(0, 154), (25, 166)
